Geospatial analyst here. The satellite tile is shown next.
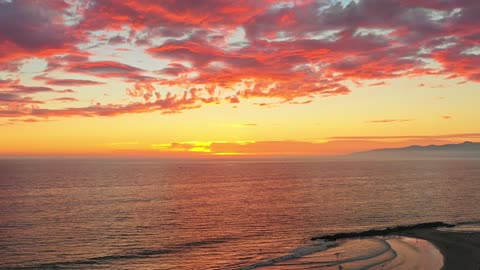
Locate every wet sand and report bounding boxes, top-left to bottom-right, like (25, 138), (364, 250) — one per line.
(308, 222), (480, 270)
(398, 229), (480, 270)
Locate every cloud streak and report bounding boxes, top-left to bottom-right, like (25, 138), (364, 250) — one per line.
(34, 76), (105, 86)
(366, 119), (414, 123)
(327, 133), (480, 140)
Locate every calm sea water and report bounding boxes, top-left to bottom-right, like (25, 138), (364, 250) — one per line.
(0, 159), (479, 269)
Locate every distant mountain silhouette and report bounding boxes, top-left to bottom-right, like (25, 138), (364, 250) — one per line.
(349, 141), (480, 159)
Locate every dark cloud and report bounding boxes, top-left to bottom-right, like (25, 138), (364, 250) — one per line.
(67, 61), (155, 81)
(0, 92), (43, 104)
(6, 85), (56, 94)
(0, 0), (82, 63)
(34, 76), (105, 86)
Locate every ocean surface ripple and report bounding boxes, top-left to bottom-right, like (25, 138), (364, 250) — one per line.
(0, 159), (479, 269)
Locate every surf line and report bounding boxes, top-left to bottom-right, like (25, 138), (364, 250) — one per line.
(311, 221), (454, 241)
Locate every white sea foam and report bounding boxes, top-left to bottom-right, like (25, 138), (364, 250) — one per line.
(437, 221), (480, 232)
(237, 241), (338, 269)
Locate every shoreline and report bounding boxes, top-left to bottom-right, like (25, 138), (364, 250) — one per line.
(398, 228), (480, 270)
(311, 222), (480, 269)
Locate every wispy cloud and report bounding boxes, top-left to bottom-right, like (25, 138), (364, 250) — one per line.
(327, 133), (480, 140)
(226, 123), (258, 128)
(366, 119), (413, 124)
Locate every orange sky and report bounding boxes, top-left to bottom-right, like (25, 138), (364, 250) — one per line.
(1, 0), (479, 157)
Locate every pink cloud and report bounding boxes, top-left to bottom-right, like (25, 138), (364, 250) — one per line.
(368, 81), (386, 86)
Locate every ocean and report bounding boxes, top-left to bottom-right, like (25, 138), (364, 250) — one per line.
(0, 158), (479, 269)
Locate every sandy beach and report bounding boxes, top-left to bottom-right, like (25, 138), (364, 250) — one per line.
(399, 228), (480, 270)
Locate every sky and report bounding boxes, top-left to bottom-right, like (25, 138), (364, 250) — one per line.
(0, 0), (479, 157)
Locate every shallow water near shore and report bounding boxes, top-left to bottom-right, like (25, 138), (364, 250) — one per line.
(0, 158), (479, 269)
